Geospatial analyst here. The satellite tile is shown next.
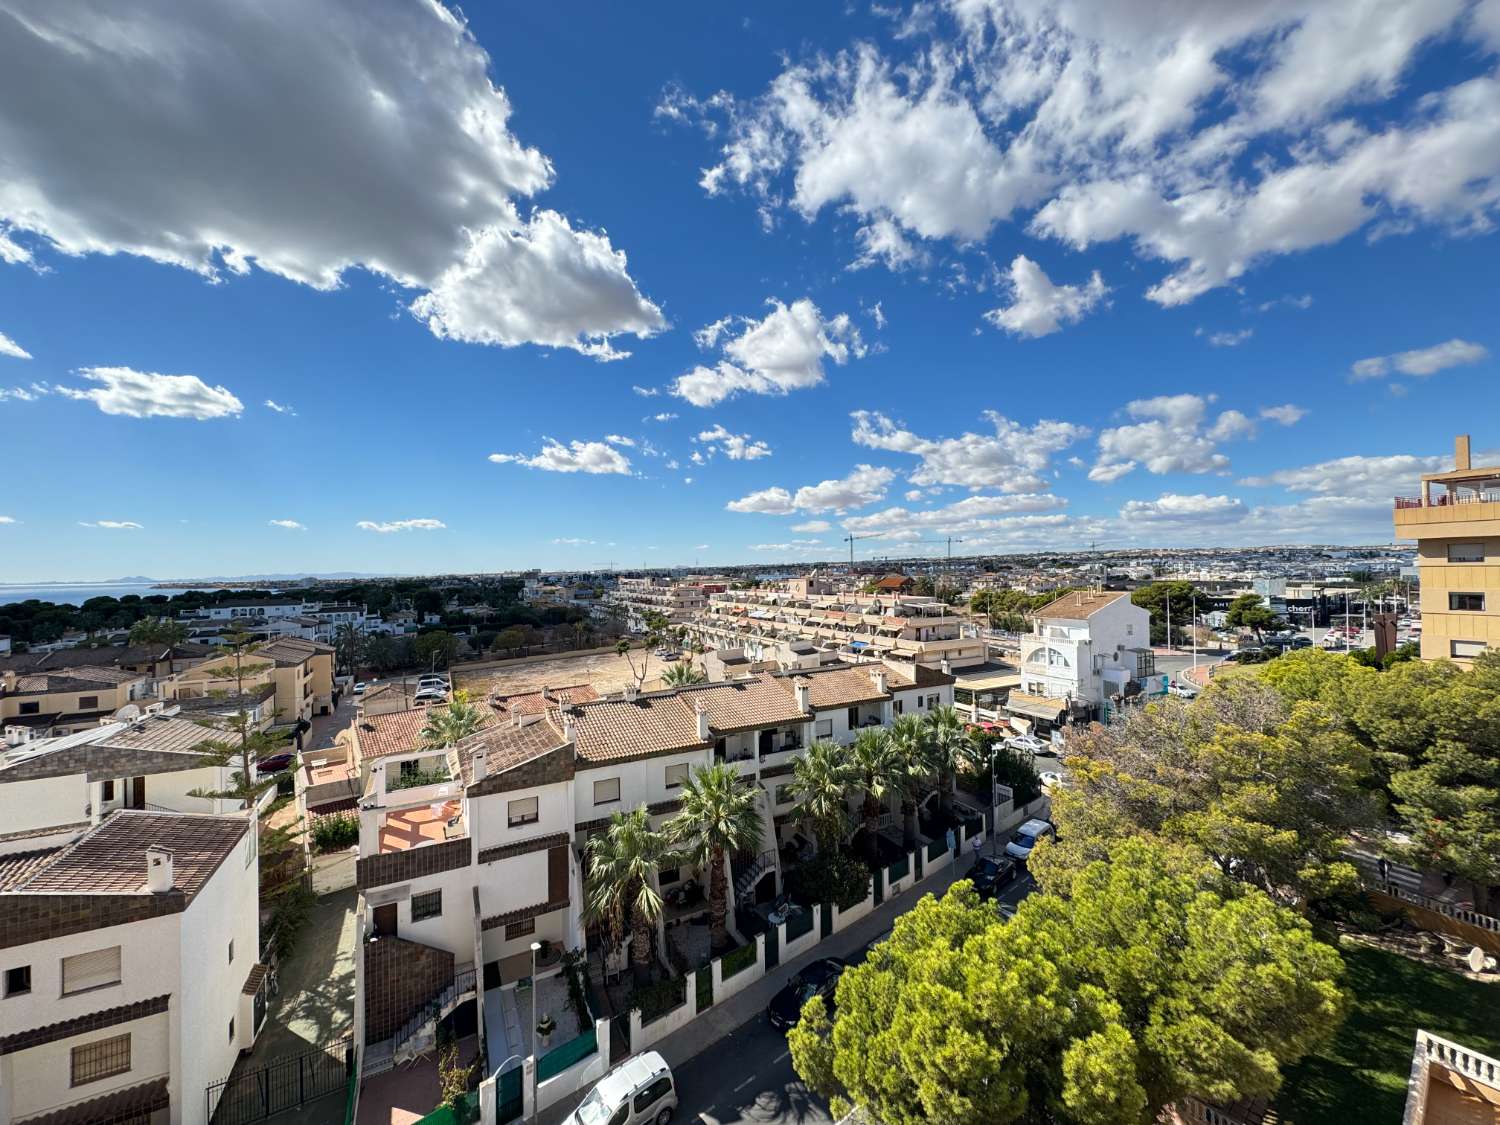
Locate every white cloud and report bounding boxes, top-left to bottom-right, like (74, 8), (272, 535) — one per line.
(0, 383), (48, 403)
(748, 540), (834, 553)
(671, 298), (864, 407)
(844, 492), (1066, 534)
(489, 439), (632, 475)
(1349, 338), (1489, 380)
(633, 385), (659, 397)
(356, 518), (446, 533)
(665, 3), (1500, 304)
(80, 520), (143, 530)
(868, 301), (887, 329)
(1241, 453), (1447, 504)
(57, 367), (243, 420)
(552, 537), (595, 546)
(850, 217), (927, 271)
(790, 520), (831, 533)
(0, 331), (31, 359)
(268, 519), (305, 530)
(264, 399), (296, 415)
(727, 464), (895, 515)
(1260, 404), (1307, 425)
(605, 434), (635, 447)
(852, 410), (1088, 492)
(650, 412), (678, 422)
(695, 424), (772, 460)
(984, 255), (1107, 338)
(694, 543), (710, 551)
(1090, 394), (1255, 481)
(0, 516), (15, 524)
(0, 0), (661, 359)
(1202, 328), (1254, 347)
(1119, 493), (1246, 521)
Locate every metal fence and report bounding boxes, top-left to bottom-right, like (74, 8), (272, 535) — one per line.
(206, 1037), (352, 1125)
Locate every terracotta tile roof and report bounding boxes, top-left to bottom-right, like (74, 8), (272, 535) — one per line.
(93, 715), (220, 755)
(492, 683), (598, 718)
(1033, 589), (1130, 620)
(4, 810), (247, 900)
(568, 694), (709, 766)
(453, 718), (569, 785)
(356, 704), (497, 762)
(0, 847), (63, 891)
(13, 1075), (169, 1124)
(255, 636), (334, 666)
(682, 675), (809, 734)
(10, 665), (139, 693)
(781, 665), (890, 710)
(885, 662), (956, 689)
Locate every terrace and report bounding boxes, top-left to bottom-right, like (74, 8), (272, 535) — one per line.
(378, 799), (464, 853)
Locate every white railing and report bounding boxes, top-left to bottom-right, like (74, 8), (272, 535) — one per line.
(1417, 1030), (1500, 1088)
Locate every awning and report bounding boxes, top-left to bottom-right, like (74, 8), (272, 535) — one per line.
(1005, 691), (1068, 722)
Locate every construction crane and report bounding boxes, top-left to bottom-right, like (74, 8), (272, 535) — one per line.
(912, 537), (964, 598)
(842, 533), (878, 568)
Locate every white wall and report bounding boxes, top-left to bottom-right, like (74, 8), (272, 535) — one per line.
(3, 1009), (172, 1122)
(572, 748), (710, 826)
(0, 773), (87, 836)
(472, 783), (570, 855)
(181, 828), (261, 1123)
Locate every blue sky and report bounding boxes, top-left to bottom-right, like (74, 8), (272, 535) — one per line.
(1, 0), (1498, 581)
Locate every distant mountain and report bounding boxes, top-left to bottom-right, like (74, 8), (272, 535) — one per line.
(152, 572), (394, 583)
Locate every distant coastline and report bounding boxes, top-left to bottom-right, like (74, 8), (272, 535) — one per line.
(0, 582), (204, 607)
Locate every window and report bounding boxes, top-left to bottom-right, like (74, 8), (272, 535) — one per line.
(411, 890), (443, 922)
(775, 784), (795, 805)
(228, 940), (234, 965)
(894, 699), (903, 715)
(1451, 639), (1489, 659)
(70, 1034), (131, 1086)
(815, 718), (833, 738)
(506, 917), (535, 940)
(664, 763), (689, 789)
(18, 701), (38, 715)
(1449, 592), (1486, 611)
(399, 760), (420, 781)
(1449, 543), (1485, 563)
(927, 694), (940, 710)
(101, 779), (115, 802)
(608, 1106), (629, 1125)
(593, 777), (621, 806)
(228, 1017), (235, 1043)
(634, 1076), (673, 1114)
(847, 707), (859, 729)
(61, 947), (121, 995)
(77, 695), (99, 710)
(507, 796), (539, 827)
(4, 965), (30, 997)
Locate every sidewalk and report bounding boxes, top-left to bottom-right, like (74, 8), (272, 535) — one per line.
(538, 857), (982, 1125)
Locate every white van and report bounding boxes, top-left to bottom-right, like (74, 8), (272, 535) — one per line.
(566, 1051), (677, 1125)
(1005, 818), (1055, 861)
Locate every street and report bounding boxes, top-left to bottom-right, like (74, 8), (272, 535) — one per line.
(673, 869), (1036, 1124)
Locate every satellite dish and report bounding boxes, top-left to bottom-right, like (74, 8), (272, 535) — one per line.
(115, 704), (141, 721)
(1467, 946), (1497, 973)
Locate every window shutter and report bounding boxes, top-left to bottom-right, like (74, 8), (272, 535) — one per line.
(548, 845), (568, 902)
(62, 947), (121, 994)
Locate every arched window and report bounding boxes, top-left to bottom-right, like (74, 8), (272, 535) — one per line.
(1026, 646), (1071, 668)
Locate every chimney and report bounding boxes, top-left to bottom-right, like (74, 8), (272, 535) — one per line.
(940, 657), (952, 677)
(623, 683), (639, 702)
(1456, 433), (1472, 472)
(561, 705), (578, 743)
(471, 747), (487, 784)
(792, 676), (811, 713)
(1, 670), (14, 694)
(869, 666), (888, 695)
(145, 846), (174, 893)
(695, 698), (711, 742)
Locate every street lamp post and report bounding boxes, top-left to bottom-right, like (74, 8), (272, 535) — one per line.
(529, 940), (542, 1125)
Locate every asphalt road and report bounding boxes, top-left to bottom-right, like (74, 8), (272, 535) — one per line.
(674, 870), (1036, 1125)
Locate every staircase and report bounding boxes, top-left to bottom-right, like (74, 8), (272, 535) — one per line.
(733, 850), (776, 902)
(366, 964), (477, 1075)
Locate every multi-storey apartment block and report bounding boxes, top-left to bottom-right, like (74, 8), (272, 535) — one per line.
(352, 657), (952, 1077)
(688, 587), (985, 670)
(607, 577), (719, 632)
(0, 810), (261, 1125)
(165, 637), (335, 727)
(1, 667), (150, 740)
(1394, 434), (1500, 664)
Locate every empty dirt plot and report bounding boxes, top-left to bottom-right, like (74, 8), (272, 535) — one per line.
(454, 648), (679, 698)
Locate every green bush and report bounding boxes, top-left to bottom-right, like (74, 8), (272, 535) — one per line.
(311, 813), (359, 852)
(720, 941), (758, 979)
(628, 975), (687, 1022)
(784, 848), (872, 911)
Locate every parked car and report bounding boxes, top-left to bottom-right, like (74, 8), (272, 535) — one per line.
(1039, 770), (1066, 793)
(418, 675), (449, 689)
(997, 901), (1018, 921)
(413, 687), (447, 704)
(1005, 818), (1055, 862)
(1167, 681), (1197, 698)
(352, 681), (367, 696)
(767, 958), (846, 1031)
(1289, 636), (1313, 649)
(1004, 733), (1047, 756)
(257, 752), (295, 774)
(566, 1051), (677, 1125)
(967, 856), (1017, 900)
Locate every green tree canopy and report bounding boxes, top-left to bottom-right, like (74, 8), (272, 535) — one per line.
(1225, 593), (1280, 639)
(789, 840), (1346, 1125)
(667, 763), (763, 953)
(1130, 581), (1199, 645)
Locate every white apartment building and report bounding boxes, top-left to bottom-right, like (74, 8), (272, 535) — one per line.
(0, 713), (253, 855)
(0, 810), (261, 1125)
(689, 588), (986, 671)
(352, 659), (952, 1079)
(608, 578), (715, 632)
(1011, 590), (1159, 728)
(194, 599), (310, 622)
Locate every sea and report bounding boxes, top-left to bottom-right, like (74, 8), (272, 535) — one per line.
(0, 582), (203, 607)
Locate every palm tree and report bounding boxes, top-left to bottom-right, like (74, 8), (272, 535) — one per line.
(848, 728), (898, 866)
(585, 807), (680, 985)
(333, 622), (363, 679)
(923, 705), (972, 818)
(128, 616), (189, 681)
(886, 713), (932, 852)
(668, 763), (764, 954)
(419, 694), (484, 750)
(788, 739), (853, 853)
(661, 662), (706, 687)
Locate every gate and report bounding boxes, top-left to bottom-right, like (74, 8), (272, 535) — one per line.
(820, 902), (833, 941)
(206, 1037), (352, 1125)
(873, 869), (884, 906)
(609, 1013), (631, 1063)
(765, 924), (780, 970)
(496, 1065), (523, 1123)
